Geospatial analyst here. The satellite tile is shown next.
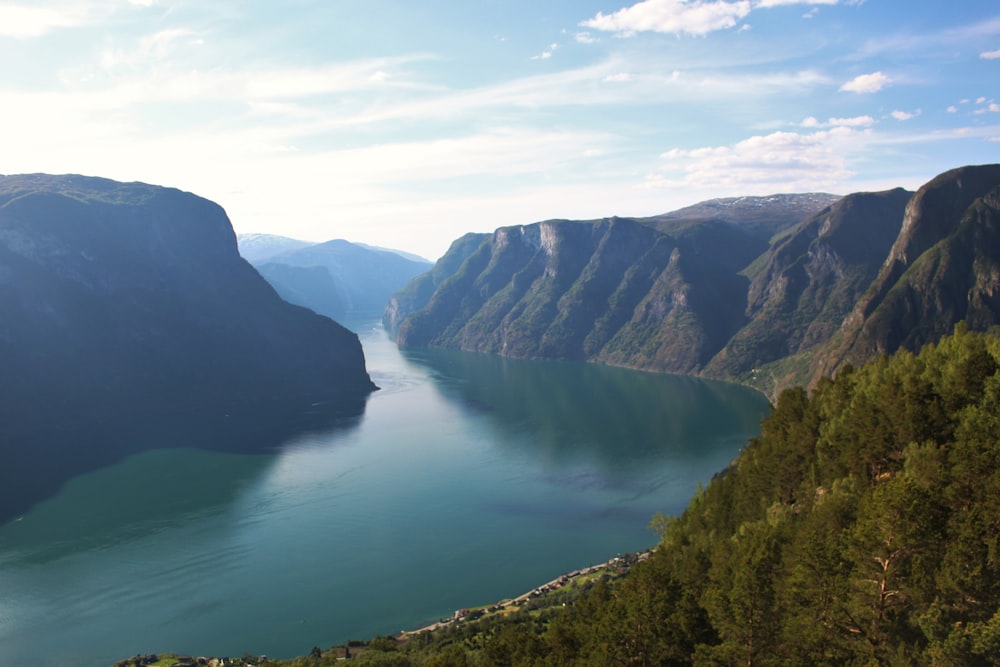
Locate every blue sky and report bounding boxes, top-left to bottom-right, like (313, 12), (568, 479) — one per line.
(1, 0), (998, 260)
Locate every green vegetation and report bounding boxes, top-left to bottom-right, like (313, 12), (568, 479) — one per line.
(192, 323), (1000, 665)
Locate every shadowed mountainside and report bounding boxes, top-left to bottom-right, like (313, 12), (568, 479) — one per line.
(0, 174), (376, 522)
(816, 164), (1000, 379)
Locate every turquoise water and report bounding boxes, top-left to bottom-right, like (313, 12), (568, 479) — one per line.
(0, 322), (768, 666)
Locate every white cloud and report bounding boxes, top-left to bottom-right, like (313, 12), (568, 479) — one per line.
(981, 48), (1000, 60)
(652, 126), (866, 191)
(839, 71), (890, 93)
(0, 3), (91, 38)
(946, 105), (958, 113)
(829, 115), (875, 127)
(581, 0), (752, 37)
(801, 115), (874, 128)
(575, 32), (598, 44)
(977, 96), (987, 104)
(531, 43), (559, 60)
(890, 109), (920, 121)
(603, 72), (632, 82)
(755, 0), (839, 7)
(580, 0), (862, 37)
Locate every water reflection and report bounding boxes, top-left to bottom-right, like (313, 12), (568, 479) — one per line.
(403, 348), (769, 470)
(0, 396), (369, 526)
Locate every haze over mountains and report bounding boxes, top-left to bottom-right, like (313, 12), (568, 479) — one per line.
(387, 164), (1000, 398)
(238, 233), (432, 322)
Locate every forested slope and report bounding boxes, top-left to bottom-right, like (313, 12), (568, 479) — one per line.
(277, 325), (1000, 666)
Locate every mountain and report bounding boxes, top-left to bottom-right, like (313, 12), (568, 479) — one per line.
(705, 187), (912, 394)
(382, 231), (492, 336)
(386, 194), (843, 383)
(645, 192), (842, 238)
(386, 166), (1000, 397)
(238, 235), (432, 321)
(817, 164), (1000, 379)
(353, 241), (431, 264)
(234, 232), (313, 263)
(0, 174), (376, 521)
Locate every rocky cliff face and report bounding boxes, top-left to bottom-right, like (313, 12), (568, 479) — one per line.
(704, 188), (911, 392)
(818, 164), (1000, 377)
(388, 195), (840, 377)
(0, 174), (376, 520)
(383, 231), (490, 335)
(385, 167), (1000, 398)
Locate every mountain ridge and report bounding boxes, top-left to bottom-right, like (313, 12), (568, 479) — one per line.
(239, 234), (432, 321)
(386, 166), (1000, 397)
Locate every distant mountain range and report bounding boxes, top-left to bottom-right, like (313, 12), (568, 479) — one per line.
(238, 233), (432, 321)
(0, 175), (377, 521)
(386, 164), (1000, 398)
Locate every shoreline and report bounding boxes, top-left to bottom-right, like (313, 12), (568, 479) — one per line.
(398, 550), (651, 638)
(112, 551), (653, 666)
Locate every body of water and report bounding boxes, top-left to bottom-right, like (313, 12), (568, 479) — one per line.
(0, 322), (768, 666)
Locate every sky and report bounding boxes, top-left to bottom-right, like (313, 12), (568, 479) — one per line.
(1, 1), (998, 261)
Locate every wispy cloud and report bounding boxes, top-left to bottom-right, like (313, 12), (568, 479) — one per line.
(849, 17), (1000, 61)
(101, 28), (200, 69)
(531, 43), (559, 60)
(982, 48), (1000, 60)
(839, 71), (890, 93)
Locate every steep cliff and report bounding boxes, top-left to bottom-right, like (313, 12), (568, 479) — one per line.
(0, 174), (376, 519)
(389, 195), (839, 376)
(705, 188), (911, 392)
(383, 231), (490, 335)
(818, 164), (1000, 377)
(385, 168), (1000, 397)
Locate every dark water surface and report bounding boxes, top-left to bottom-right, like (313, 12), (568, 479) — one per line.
(0, 322), (768, 666)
